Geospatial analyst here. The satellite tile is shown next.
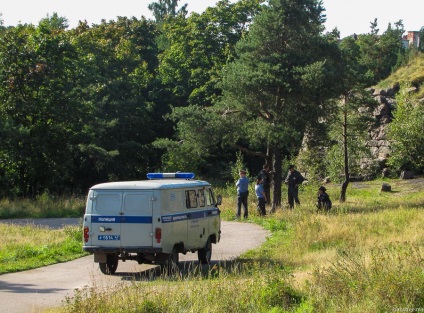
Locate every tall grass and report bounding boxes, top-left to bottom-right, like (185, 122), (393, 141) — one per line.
(0, 193), (85, 218)
(59, 264), (302, 313)
(310, 244), (424, 312)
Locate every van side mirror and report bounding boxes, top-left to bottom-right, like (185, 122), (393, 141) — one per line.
(216, 195), (222, 206)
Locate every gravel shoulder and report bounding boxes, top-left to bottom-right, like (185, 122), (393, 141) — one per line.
(0, 219), (269, 313)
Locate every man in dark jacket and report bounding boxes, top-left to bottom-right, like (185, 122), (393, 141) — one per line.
(316, 186), (332, 211)
(284, 165), (305, 209)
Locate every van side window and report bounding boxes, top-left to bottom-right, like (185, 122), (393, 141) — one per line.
(198, 189), (205, 207)
(206, 188), (215, 205)
(185, 190), (198, 208)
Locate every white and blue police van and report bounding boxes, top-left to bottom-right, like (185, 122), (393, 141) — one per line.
(82, 172), (221, 274)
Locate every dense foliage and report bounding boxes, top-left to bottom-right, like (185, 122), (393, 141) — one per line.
(388, 86), (424, 172)
(0, 1), (421, 198)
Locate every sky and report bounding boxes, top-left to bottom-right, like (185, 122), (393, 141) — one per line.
(1, 0), (423, 38)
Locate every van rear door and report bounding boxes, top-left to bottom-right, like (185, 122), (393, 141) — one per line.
(90, 191), (122, 248)
(120, 192), (153, 247)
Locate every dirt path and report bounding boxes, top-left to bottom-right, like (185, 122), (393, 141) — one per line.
(0, 219), (269, 313)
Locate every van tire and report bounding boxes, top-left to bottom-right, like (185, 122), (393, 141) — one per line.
(99, 254), (119, 275)
(198, 238), (212, 264)
(162, 247), (179, 275)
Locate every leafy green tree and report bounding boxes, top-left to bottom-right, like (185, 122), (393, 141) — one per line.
(217, 0), (340, 209)
(39, 12), (69, 30)
(0, 21), (84, 196)
(158, 0), (262, 107)
(387, 86), (424, 172)
(155, 0), (263, 173)
(69, 17), (160, 189)
(356, 19), (406, 84)
(328, 33), (378, 202)
(148, 0), (188, 22)
(148, 0), (188, 51)
(327, 88), (377, 194)
(0, 16), (162, 197)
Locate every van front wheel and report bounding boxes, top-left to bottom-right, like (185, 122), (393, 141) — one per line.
(99, 254), (118, 275)
(198, 238), (212, 264)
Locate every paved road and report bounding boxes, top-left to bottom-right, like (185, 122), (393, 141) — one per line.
(0, 219), (269, 313)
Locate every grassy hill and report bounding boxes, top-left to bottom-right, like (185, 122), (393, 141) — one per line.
(48, 179), (424, 313)
(378, 51), (424, 99)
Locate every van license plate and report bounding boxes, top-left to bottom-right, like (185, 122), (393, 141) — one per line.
(98, 235), (120, 240)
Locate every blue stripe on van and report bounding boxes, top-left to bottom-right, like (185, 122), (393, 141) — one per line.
(91, 216), (152, 223)
(161, 208), (220, 224)
(90, 208), (219, 224)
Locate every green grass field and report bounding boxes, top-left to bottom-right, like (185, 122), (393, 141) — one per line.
(0, 223), (87, 274)
(1, 178), (423, 312)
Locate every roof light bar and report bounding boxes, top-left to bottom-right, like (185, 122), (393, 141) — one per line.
(147, 172), (195, 180)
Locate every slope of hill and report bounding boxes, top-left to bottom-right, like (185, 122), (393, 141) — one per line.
(377, 51), (424, 99)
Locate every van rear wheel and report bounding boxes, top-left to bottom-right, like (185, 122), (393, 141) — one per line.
(162, 247), (179, 275)
(198, 238), (212, 264)
(99, 254), (119, 275)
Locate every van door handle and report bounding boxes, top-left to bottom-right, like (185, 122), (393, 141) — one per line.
(207, 211), (213, 215)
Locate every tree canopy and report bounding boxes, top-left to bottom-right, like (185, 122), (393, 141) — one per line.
(0, 2), (421, 199)
(217, 0), (340, 206)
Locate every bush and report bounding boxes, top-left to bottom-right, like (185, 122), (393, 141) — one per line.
(388, 85), (424, 173)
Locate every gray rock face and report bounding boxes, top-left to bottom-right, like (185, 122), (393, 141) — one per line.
(361, 84), (418, 177)
(301, 84), (418, 180)
(364, 87), (397, 174)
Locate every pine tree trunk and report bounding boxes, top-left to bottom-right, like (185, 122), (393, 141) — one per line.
(340, 96), (349, 203)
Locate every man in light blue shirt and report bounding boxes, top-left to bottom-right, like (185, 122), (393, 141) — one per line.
(236, 169), (249, 218)
(255, 176), (267, 216)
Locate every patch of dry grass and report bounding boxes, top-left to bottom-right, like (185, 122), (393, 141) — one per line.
(0, 224), (64, 248)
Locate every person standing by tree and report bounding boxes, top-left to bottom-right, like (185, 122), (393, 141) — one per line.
(258, 164), (271, 207)
(284, 165), (305, 209)
(255, 176), (267, 216)
(236, 169), (249, 218)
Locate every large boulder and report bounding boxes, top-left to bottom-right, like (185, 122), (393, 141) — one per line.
(381, 182), (392, 192)
(400, 171), (414, 179)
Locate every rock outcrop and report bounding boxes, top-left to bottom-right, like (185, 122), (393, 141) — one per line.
(362, 86), (399, 173)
